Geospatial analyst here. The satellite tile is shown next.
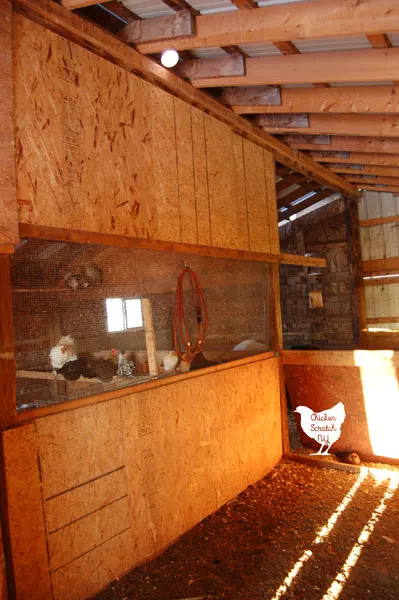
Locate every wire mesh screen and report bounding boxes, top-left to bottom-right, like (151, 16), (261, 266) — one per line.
(11, 239), (270, 411)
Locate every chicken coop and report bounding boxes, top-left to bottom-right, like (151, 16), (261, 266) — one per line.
(1, 1), (399, 600)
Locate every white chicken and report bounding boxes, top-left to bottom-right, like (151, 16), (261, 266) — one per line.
(163, 350), (179, 372)
(294, 401), (346, 455)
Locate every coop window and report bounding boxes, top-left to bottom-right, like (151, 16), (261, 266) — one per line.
(105, 298), (143, 332)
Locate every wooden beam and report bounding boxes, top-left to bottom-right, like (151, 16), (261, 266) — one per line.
(13, 0), (359, 199)
(178, 55), (245, 80)
(363, 257), (399, 274)
(262, 114), (399, 137)
(367, 316), (399, 324)
(346, 175), (399, 186)
(278, 188), (334, 221)
(216, 85), (281, 106)
(360, 215), (399, 228)
(254, 113), (309, 129)
(355, 184), (399, 193)
(162, 0), (199, 14)
(367, 33), (392, 49)
(307, 151), (399, 167)
(273, 41), (299, 55)
(0, 0), (18, 248)
(276, 173), (305, 194)
(18, 223), (326, 267)
(190, 49), (399, 88)
(119, 10), (193, 44)
(232, 86), (399, 114)
(329, 164), (399, 177)
(277, 182), (322, 209)
(231, 0), (258, 8)
(0, 255), (16, 430)
(104, 2), (140, 23)
(134, 0), (399, 54)
(283, 135), (399, 155)
(281, 349), (399, 369)
(61, 0), (98, 7)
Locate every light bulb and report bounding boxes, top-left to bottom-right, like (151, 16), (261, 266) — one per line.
(161, 49), (179, 68)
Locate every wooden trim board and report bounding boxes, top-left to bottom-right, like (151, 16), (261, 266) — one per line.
(17, 352), (277, 424)
(281, 349), (399, 369)
(360, 215), (399, 228)
(18, 223), (327, 268)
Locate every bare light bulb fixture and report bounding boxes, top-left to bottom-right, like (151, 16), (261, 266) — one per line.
(161, 49), (179, 68)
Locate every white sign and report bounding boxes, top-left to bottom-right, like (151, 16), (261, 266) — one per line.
(294, 401), (346, 455)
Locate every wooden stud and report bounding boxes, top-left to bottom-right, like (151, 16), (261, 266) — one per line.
(232, 86), (399, 115)
(178, 55), (245, 80)
(367, 33), (392, 49)
(141, 299), (158, 378)
(345, 198), (367, 348)
(190, 49), (399, 88)
(0, 0), (18, 249)
(0, 256), (16, 431)
(119, 10), (193, 44)
(133, 0), (399, 54)
(13, 0), (358, 198)
(272, 41), (299, 55)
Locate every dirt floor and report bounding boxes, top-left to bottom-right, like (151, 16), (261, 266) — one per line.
(96, 459), (399, 600)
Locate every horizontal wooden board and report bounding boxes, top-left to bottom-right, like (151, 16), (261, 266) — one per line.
(281, 349), (399, 369)
(233, 86), (399, 115)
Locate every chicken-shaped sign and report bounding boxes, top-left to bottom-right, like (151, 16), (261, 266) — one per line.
(294, 402), (346, 455)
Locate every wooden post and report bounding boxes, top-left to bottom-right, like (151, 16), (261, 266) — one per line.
(0, 0), (18, 250)
(269, 262), (290, 454)
(141, 298), (159, 377)
(0, 255), (16, 431)
(345, 197), (367, 348)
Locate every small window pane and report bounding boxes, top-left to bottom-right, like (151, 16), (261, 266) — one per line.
(106, 298), (124, 332)
(126, 299), (143, 329)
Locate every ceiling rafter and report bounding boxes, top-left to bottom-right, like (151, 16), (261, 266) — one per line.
(133, 0), (399, 53)
(278, 188), (334, 222)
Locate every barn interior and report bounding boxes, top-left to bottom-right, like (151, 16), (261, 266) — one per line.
(0, 1), (399, 599)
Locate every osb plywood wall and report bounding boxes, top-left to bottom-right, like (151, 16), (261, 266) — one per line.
(360, 191), (399, 331)
(14, 15), (279, 255)
(2, 357), (281, 600)
(279, 199), (355, 349)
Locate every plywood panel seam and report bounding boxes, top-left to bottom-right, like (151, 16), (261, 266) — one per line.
(203, 119), (213, 247)
(44, 465), (126, 502)
(189, 107), (199, 244)
(47, 493), (128, 536)
(36, 448), (55, 600)
(240, 137), (251, 251)
(173, 99), (183, 243)
(50, 525), (132, 574)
